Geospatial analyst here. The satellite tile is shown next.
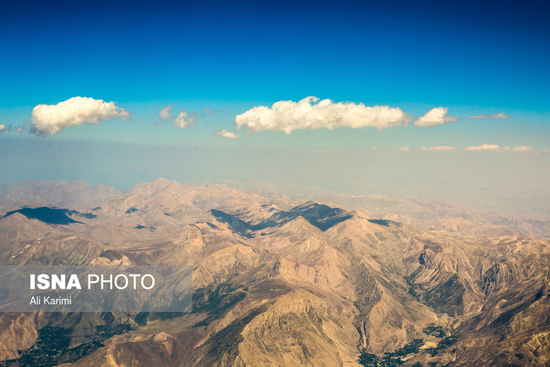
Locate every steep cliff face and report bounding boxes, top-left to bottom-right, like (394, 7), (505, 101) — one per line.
(0, 180), (549, 366)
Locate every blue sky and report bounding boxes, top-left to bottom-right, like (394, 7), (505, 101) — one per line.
(1, 0), (549, 110)
(0, 0), (549, 213)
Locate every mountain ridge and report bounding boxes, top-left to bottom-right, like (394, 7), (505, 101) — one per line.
(0, 180), (549, 366)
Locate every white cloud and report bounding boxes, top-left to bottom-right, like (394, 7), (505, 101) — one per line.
(159, 105), (174, 120)
(543, 149), (550, 153)
(469, 113), (511, 118)
(396, 147), (410, 151)
(214, 129), (240, 139)
(30, 97), (130, 136)
(414, 107), (458, 127)
(511, 145), (534, 152)
(465, 144), (535, 152)
(1, 124), (24, 133)
(173, 111), (195, 130)
(234, 96), (410, 134)
(421, 146), (456, 151)
(464, 144), (502, 151)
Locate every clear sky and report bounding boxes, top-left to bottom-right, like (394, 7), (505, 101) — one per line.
(0, 0), (549, 214)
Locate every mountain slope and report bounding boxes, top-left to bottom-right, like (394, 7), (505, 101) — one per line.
(0, 180), (549, 366)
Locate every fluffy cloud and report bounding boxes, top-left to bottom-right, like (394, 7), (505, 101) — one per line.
(214, 129), (241, 139)
(159, 105), (174, 120)
(173, 111), (195, 129)
(465, 144), (534, 152)
(469, 113), (511, 118)
(234, 96), (410, 134)
(464, 144), (502, 151)
(30, 97), (130, 136)
(0, 124), (5, 132)
(511, 145), (534, 152)
(414, 107), (458, 127)
(396, 147), (410, 151)
(157, 106), (198, 130)
(421, 146), (456, 151)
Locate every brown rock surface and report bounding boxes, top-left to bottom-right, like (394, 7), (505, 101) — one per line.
(0, 180), (549, 366)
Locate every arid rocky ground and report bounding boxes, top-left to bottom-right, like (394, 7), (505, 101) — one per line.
(0, 179), (549, 366)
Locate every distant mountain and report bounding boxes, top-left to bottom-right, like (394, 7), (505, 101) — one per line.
(0, 180), (121, 212)
(0, 179), (549, 366)
(229, 182), (550, 239)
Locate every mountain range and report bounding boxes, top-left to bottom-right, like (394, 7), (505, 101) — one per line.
(0, 179), (549, 366)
